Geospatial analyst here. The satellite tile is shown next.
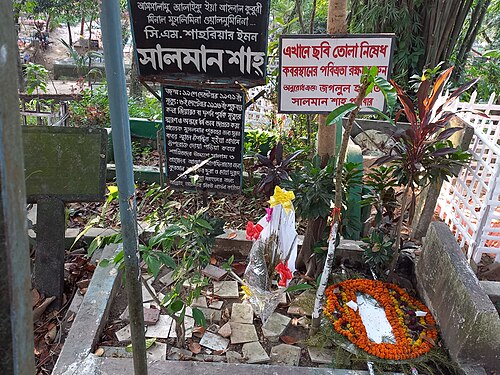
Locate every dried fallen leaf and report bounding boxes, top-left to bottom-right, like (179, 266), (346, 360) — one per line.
(212, 349), (228, 355)
(291, 317), (299, 326)
(94, 347), (105, 357)
(32, 289), (41, 307)
(44, 325), (57, 344)
(280, 335), (298, 345)
(76, 278), (90, 289)
(189, 342), (202, 354)
(33, 296), (56, 322)
(231, 262), (246, 276)
(227, 232), (237, 239)
(210, 256), (217, 265)
(192, 326), (206, 338)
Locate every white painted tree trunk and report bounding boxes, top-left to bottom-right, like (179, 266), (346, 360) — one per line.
(311, 221), (339, 330)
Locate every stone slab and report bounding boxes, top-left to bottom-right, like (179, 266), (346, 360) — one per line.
(229, 323), (258, 344)
(231, 303), (254, 324)
(197, 307), (222, 324)
(199, 331), (230, 351)
(459, 364), (488, 375)
(192, 296), (208, 308)
(307, 347), (334, 364)
(218, 322), (231, 338)
(226, 351), (243, 363)
(141, 284), (154, 303)
(480, 280), (500, 304)
(416, 222), (500, 369)
(202, 264), (228, 281)
(145, 315), (173, 339)
(212, 281), (239, 299)
(99, 346), (132, 358)
(33, 197), (66, 309)
(147, 342), (167, 361)
(242, 342), (269, 364)
(208, 300), (224, 310)
(270, 344), (301, 366)
(262, 313), (291, 342)
(23, 126), (107, 202)
(115, 325), (131, 342)
(101, 357), (404, 374)
(52, 244), (121, 375)
(144, 307), (160, 325)
(159, 270), (175, 287)
(167, 347), (193, 361)
(196, 354), (226, 362)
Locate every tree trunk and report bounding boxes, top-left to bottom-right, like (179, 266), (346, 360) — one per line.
(295, 0), (306, 33)
(45, 14), (51, 32)
(175, 318), (186, 348)
(388, 183), (410, 278)
(129, 44), (143, 98)
(297, 0), (348, 276)
(80, 16), (85, 38)
(454, 0), (491, 79)
(317, 0), (347, 163)
(67, 22), (73, 46)
(309, 0), (317, 33)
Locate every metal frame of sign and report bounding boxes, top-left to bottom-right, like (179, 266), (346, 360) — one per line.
(161, 85), (245, 193)
(128, 0), (271, 89)
(278, 34), (396, 114)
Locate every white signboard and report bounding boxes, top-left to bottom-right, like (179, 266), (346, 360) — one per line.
(279, 34), (394, 113)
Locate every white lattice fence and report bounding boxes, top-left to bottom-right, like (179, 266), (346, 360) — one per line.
(245, 86), (275, 128)
(437, 92), (500, 263)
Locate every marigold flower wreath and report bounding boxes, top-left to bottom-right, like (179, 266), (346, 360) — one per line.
(324, 279), (438, 360)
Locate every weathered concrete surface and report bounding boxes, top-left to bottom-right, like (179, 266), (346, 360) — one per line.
(416, 222), (500, 368)
(23, 126), (107, 202)
(480, 280), (500, 304)
(33, 197), (66, 308)
(52, 244), (121, 375)
(99, 358), (395, 375)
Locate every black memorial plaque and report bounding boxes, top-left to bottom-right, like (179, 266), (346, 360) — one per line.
(129, 0), (270, 87)
(163, 86), (244, 193)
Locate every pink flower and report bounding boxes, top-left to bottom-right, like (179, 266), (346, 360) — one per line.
(265, 207), (273, 222)
(275, 261), (293, 287)
(246, 221), (263, 241)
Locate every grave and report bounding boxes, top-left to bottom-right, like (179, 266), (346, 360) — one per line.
(416, 222), (500, 369)
(23, 126), (107, 308)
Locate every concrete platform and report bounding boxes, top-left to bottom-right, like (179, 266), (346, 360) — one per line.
(416, 222), (500, 369)
(98, 358), (391, 375)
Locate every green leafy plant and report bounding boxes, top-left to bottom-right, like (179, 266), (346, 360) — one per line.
(255, 141), (303, 198)
(458, 49), (500, 101)
(361, 165), (399, 232)
(377, 66), (477, 274)
(128, 95), (162, 120)
(69, 84), (110, 127)
(95, 196), (224, 347)
(24, 62), (49, 95)
(138, 207), (224, 345)
(284, 154), (335, 220)
(60, 38), (104, 84)
(361, 230), (395, 278)
(244, 129), (277, 157)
